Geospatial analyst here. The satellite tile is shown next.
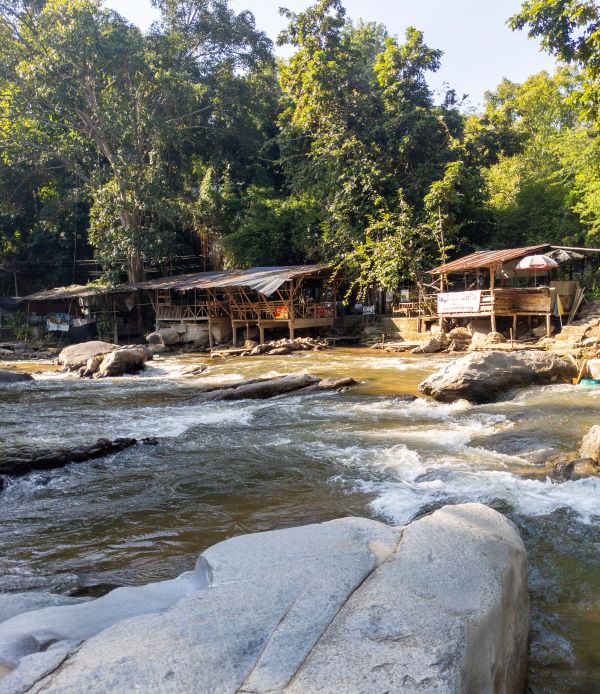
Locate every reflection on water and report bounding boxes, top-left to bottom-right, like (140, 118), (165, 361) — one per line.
(0, 348), (599, 691)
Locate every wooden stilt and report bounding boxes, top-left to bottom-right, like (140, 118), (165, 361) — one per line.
(289, 322), (295, 340)
(232, 324), (237, 347)
(546, 313), (551, 337)
(208, 314), (214, 350)
(512, 314), (517, 336)
(491, 312), (497, 333)
(259, 324), (265, 345)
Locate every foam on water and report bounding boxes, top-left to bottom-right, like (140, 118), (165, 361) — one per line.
(368, 469), (600, 526)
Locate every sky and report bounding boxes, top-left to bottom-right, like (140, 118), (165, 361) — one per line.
(105, 0), (556, 108)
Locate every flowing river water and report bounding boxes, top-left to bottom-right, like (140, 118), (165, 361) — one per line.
(0, 348), (599, 692)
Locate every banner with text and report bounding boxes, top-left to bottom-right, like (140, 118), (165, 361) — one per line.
(437, 290), (481, 315)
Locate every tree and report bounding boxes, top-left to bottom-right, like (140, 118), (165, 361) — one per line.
(510, 0), (600, 124)
(0, 0), (272, 282)
(276, 1), (473, 289)
(477, 68), (593, 248)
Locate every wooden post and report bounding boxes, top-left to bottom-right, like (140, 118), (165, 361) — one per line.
(490, 266), (496, 333)
(259, 324), (265, 345)
(512, 314), (517, 337)
(546, 313), (551, 337)
(208, 313), (214, 350)
(232, 324), (237, 347)
(289, 323), (295, 340)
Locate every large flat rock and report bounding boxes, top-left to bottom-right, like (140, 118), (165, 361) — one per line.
(418, 349), (576, 403)
(58, 342), (116, 370)
(2, 506), (529, 694)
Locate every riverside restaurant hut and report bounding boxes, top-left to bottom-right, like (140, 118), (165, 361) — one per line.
(23, 284), (141, 343)
(136, 265), (337, 347)
(423, 245), (586, 337)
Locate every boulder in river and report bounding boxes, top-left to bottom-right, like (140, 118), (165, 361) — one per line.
(146, 328), (180, 347)
(0, 369), (33, 385)
(0, 503), (529, 693)
(58, 341), (116, 371)
(418, 350), (576, 403)
(578, 425), (600, 463)
(411, 335), (446, 354)
(93, 346), (150, 378)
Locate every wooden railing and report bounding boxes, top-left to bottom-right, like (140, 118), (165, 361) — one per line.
(229, 301), (335, 322)
(425, 287), (553, 317)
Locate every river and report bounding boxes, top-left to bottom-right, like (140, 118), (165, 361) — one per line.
(0, 349), (599, 692)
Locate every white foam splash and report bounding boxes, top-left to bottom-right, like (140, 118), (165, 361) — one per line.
(368, 469), (600, 526)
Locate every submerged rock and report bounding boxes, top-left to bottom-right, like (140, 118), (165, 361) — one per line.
(2, 504), (529, 693)
(58, 341), (116, 371)
(552, 456), (599, 481)
(0, 369), (32, 385)
(418, 350), (576, 403)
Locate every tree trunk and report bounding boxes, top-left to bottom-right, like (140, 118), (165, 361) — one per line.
(128, 251), (144, 284)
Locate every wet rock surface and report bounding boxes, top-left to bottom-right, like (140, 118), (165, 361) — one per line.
(0, 438), (138, 477)
(418, 350), (576, 403)
(187, 373), (356, 402)
(577, 425), (600, 463)
(0, 504), (529, 694)
(0, 369), (32, 385)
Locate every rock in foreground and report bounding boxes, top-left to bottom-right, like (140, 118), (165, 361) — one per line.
(419, 349), (576, 403)
(0, 369), (33, 385)
(1, 504), (529, 693)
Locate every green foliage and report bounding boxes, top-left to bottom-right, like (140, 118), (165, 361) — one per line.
(510, 0), (600, 124)
(0, 0), (274, 284)
(480, 68), (596, 248)
(0, 0), (598, 296)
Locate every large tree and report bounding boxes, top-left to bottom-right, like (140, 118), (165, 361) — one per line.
(0, 0), (272, 283)
(275, 0), (488, 293)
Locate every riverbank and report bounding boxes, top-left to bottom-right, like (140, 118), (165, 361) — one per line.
(0, 348), (599, 690)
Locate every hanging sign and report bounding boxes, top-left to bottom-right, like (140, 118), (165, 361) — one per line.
(437, 290), (481, 314)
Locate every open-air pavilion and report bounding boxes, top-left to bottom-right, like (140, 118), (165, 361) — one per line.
(23, 284), (139, 343)
(136, 265), (338, 347)
(422, 245), (589, 336)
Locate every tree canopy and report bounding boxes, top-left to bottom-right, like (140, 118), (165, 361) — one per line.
(0, 0), (598, 295)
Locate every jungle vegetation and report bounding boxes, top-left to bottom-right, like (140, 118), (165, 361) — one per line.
(0, 0), (598, 294)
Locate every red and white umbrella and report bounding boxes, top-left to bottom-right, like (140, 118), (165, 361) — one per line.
(515, 254), (559, 271)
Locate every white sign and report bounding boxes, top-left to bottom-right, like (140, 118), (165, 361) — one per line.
(437, 290), (481, 315)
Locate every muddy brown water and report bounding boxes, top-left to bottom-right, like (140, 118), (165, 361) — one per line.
(0, 348), (599, 692)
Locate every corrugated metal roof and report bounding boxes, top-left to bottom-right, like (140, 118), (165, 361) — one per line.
(137, 265), (330, 295)
(24, 284), (132, 301)
(428, 245), (551, 274)
(133, 271), (225, 291)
